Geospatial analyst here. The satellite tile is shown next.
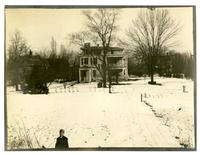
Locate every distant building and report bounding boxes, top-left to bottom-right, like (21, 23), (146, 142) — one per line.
(158, 52), (173, 77)
(79, 43), (128, 83)
(20, 52), (49, 89)
(21, 53), (46, 80)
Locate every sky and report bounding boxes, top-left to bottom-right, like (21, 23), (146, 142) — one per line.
(5, 7), (194, 54)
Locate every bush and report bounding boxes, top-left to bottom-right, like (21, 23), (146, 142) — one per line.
(7, 122), (41, 150)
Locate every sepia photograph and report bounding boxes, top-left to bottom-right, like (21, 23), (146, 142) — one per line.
(4, 6), (196, 151)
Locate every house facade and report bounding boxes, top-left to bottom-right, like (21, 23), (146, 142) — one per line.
(79, 43), (129, 83)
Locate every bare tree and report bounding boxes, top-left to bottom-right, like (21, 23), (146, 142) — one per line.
(7, 31), (30, 90)
(122, 9), (180, 84)
(7, 31), (29, 59)
(69, 31), (99, 47)
(70, 9), (120, 88)
(39, 48), (50, 59)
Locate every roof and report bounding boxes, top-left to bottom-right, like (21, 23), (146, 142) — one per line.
(20, 54), (48, 67)
(81, 46), (123, 51)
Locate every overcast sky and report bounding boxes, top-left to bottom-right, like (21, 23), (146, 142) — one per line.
(5, 7), (194, 54)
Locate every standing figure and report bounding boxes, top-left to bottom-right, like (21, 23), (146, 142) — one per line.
(55, 129), (69, 150)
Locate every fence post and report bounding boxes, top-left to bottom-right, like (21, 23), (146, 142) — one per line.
(141, 93), (143, 102)
(183, 85), (186, 93)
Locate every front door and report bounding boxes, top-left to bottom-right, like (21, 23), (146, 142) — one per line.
(81, 70), (89, 82)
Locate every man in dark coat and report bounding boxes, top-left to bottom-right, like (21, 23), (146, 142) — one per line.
(55, 129), (69, 150)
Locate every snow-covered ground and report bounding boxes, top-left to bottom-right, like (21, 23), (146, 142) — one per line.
(6, 77), (195, 149)
(140, 78), (195, 148)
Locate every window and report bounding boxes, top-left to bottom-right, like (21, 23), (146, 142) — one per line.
(111, 51), (114, 54)
(90, 58), (93, 65)
(93, 58), (97, 65)
(81, 58), (84, 65)
(84, 58), (88, 65)
(93, 70), (96, 78)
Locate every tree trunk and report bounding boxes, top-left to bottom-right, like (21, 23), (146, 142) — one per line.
(148, 72), (156, 84)
(109, 82), (111, 93)
(150, 73), (154, 83)
(108, 73), (112, 93)
(102, 54), (107, 88)
(103, 69), (107, 88)
(15, 84), (19, 91)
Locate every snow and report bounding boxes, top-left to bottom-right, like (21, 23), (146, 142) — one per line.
(140, 78), (195, 148)
(6, 77), (195, 149)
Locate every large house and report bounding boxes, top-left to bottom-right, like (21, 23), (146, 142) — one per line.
(79, 43), (128, 83)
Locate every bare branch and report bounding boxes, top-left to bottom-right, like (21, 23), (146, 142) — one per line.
(124, 9), (180, 79)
